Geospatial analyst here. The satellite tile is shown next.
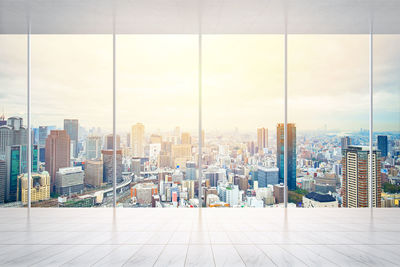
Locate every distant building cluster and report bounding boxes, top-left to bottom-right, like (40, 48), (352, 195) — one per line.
(0, 113), (399, 208)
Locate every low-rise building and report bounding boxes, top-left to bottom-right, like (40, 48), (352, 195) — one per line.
(55, 167), (84, 195)
(302, 192), (338, 208)
(17, 171), (50, 204)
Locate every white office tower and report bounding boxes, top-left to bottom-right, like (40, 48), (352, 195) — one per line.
(225, 185), (240, 207)
(86, 135), (102, 160)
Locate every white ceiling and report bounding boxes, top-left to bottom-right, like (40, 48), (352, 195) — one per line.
(0, 0), (399, 34)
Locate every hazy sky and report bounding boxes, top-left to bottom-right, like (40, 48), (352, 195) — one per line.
(0, 34), (399, 134)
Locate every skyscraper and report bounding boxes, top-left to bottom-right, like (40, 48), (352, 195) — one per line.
(86, 135), (102, 160)
(0, 160), (6, 203)
(377, 135), (388, 158)
(185, 161), (197, 180)
(341, 136), (351, 152)
(45, 130), (70, 192)
(32, 128), (39, 145)
(201, 130), (205, 147)
(126, 133), (131, 148)
(64, 119), (79, 158)
(276, 123), (296, 191)
(5, 144), (38, 202)
(342, 146), (381, 208)
(181, 132), (191, 144)
(85, 160), (103, 187)
(105, 134), (120, 150)
(131, 123), (145, 157)
(257, 128), (268, 154)
(101, 149), (122, 183)
(38, 126), (48, 146)
(0, 117), (27, 157)
(171, 144), (192, 168)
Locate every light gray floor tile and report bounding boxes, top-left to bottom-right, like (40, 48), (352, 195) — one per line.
(123, 245), (164, 266)
(190, 231), (210, 244)
(234, 244), (275, 267)
(62, 245), (118, 266)
(169, 231), (191, 244)
(30, 245), (95, 266)
(185, 245), (215, 267)
(146, 231), (173, 244)
(328, 245), (398, 266)
(93, 245), (141, 267)
(280, 244), (337, 267)
(154, 244), (188, 267)
(212, 244), (245, 267)
(0, 208), (400, 266)
(209, 232), (231, 244)
(257, 244), (308, 266)
(303, 245), (366, 267)
(5, 244), (66, 266)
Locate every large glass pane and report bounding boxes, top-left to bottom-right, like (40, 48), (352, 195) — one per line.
(288, 35), (369, 208)
(374, 35), (400, 208)
(0, 35), (27, 207)
(116, 35), (198, 208)
(203, 35), (284, 208)
(31, 35), (112, 207)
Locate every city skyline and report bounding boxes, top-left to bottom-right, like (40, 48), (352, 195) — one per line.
(0, 35), (399, 133)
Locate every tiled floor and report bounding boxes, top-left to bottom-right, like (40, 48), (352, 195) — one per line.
(0, 208), (399, 266)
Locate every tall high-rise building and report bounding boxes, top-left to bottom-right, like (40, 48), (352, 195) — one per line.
(126, 133), (131, 148)
(32, 128), (39, 145)
(171, 144), (192, 168)
(377, 135), (388, 158)
(174, 126), (180, 137)
(64, 119), (79, 158)
(38, 126), (48, 146)
(276, 123), (296, 190)
(101, 149), (122, 183)
(105, 134), (120, 150)
(257, 128), (268, 154)
(185, 161), (197, 180)
(204, 168), (226, 187)
(131, 123), (145, 157)
(342, 146), (381, 208)
(341, 136), (351, 152)
(85, 160), (103, 187)
(0, 160), (6, 203)
(181, 132), (191, 145)
(0, 117), (27, 157)
(45, 130), (70, 192)
(86, 135), (102, 160)
(5, 145), (38, 202)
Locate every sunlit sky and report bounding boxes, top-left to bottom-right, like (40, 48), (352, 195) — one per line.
(0, 34), (399, 135)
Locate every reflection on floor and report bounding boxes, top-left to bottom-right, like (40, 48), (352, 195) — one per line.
(0, 208), (399, 266)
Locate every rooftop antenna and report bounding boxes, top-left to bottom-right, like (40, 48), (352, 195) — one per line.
(0, 107), (5, 120)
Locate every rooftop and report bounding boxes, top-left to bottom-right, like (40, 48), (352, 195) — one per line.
(305, 192), (336, 203)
